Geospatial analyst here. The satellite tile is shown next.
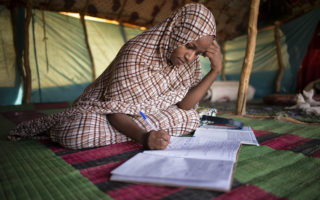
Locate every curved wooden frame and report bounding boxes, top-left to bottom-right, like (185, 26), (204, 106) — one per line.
(274, 21), (285, 93)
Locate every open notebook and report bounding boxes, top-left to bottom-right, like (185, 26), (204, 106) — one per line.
(110, 125), (259, 191)
(194, 125), (259, 146)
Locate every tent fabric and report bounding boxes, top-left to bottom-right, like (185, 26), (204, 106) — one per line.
(1, 6), (320, 105)
(205, 7), (320, 98)
(1, 0), (318, 42)
(297, 22), (320, 92)
(29, 10), (91, 103)
(85, 18), (143, 77)
(281, 7), (320, 94)
(0, 7), (144, 105)
(0, 6), (21, 105)
(0, 0), (252, 42)
(0, 7), (15, 87)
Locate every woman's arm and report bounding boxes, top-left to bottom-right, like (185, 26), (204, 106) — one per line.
(177, 40), (222, 110)
(177, 70), (220, 110)
(107, 113), (170, 149)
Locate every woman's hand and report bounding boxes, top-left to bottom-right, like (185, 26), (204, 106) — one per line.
(146, 130), (171, 150)
(204, 40), (222, 74)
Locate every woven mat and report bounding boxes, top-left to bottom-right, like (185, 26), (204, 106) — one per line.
(199, 100), (320, 124)
(1, 102), (320, 200)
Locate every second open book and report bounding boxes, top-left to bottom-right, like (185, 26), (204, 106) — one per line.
(110, 125), (259, 191)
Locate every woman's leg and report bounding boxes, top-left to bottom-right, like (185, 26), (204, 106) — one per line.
(50, 111), (131, 149)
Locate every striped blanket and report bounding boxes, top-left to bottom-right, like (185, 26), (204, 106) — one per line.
(1, 102), (320, 200)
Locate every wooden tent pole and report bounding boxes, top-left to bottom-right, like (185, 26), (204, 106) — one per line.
(10, 7), (26, 99)
(236, 0), (260, 115)
(221, 40), (227, 81)
(274, 21), (285, 93)
(80, 14), (96, 81)
(81, 0), (96, 81)
(23, 0), (33, 103)
(41, 10), (50, 72)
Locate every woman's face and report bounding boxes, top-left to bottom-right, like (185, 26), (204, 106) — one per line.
(170, 35), (214, 66)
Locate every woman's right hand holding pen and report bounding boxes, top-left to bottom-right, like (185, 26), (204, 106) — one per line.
(139, 111), (170, 150)
(145, 130), (171, 150)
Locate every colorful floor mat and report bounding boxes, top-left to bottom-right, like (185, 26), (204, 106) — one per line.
(1, 102), (320, 200)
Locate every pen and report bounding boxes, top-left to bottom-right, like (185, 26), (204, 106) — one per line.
(139, 111), (157, 130)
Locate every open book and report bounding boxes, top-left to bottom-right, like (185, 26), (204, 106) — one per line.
(110, 125), (259, 191)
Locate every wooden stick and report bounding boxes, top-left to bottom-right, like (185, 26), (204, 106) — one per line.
(81, 0), (96, 81)
(23, 0), (33, 103)
(221, 40), (226, 81)
(274, 21), (285, 93)
(41, 10), (50, 72)
(236, 0), (260, 115)
(10, 7), (26, 99)
(80, 13), (96, 81)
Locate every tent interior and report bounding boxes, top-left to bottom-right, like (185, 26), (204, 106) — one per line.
(1, 0), (320, 106)
(1, 0), (320, 200)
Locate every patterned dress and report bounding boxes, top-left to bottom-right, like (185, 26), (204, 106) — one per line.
(9, 3), (216, 149)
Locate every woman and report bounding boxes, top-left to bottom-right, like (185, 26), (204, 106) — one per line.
(9, 3), (222, 150)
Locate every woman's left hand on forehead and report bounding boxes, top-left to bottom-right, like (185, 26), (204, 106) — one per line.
(204, 40), (222, 74)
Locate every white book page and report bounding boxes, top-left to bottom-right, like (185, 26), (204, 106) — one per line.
(194, 125), (259, 146)
(144, 137), (241, 162)
(111, 153), (234, 188)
